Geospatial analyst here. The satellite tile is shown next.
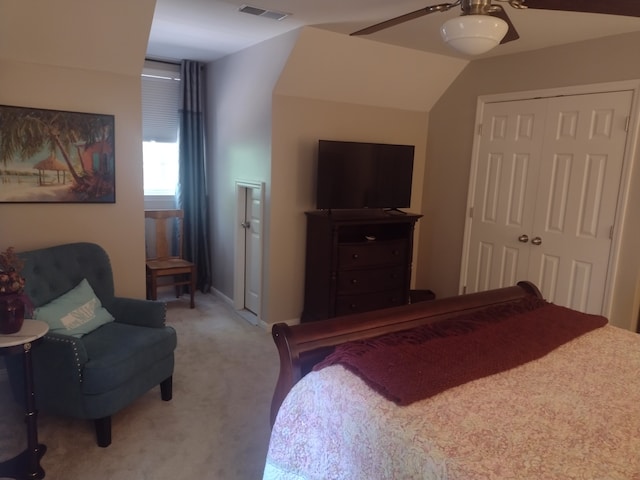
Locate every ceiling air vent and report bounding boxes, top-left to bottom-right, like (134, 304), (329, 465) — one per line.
(239, 4), (290, 21)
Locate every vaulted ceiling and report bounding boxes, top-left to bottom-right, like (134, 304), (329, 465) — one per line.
(0, 0), (154, 75)
(147, 0), (640, 62)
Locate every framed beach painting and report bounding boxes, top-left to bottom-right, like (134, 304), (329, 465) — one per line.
(0, 105), (115, 203)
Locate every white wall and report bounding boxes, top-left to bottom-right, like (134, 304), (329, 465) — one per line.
(275, 27), (468, 112)
(270, 96), (429, 323)
(208, 27), (468, 325)
(0, 0), (155, 298)
(207, 30), (300, 319)
(0, 0), (153, 75)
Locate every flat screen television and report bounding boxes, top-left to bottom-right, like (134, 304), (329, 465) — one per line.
(316, 140), (414, 210)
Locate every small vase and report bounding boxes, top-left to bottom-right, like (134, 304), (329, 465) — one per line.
(0, 295), (25, 334)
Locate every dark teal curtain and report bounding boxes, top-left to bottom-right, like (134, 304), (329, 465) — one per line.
(176, 60), (212, 293)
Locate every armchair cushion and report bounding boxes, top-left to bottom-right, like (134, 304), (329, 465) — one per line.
(81, 322), (177, 395)
(34, 278), (114, 337)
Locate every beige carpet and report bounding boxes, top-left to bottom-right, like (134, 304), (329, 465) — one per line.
(0, 293), (279, 480)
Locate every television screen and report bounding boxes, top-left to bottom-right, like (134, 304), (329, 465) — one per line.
(316, 140), (414, 210)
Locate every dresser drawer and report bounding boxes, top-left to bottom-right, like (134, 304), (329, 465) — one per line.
(336, 289), (405, 316)
(337, 266), (404, 294)
(302, 211), (422, 322)
(338, 240), (407, 269)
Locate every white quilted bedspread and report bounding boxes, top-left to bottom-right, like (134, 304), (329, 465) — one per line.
(263, 325), (640, 480)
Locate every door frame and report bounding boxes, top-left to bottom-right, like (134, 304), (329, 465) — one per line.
(234, 180), (265, 322)
(459, 80), (640, 319)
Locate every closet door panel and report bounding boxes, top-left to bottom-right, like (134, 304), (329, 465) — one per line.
(528, 90), (632, 313)
(465, 99), (546, 293)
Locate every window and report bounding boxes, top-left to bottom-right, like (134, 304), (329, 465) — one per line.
(142, 60), (181, 196)
(143, 141), (179, 195)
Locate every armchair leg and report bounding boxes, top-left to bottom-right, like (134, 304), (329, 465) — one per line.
(94, 417), (112, 448)
(160, 376), (173, 401)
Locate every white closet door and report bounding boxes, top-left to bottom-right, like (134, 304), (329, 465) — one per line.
(465, 98), (547, 292)
(529, 90), (632, 313)
(464, 90), (632, 315)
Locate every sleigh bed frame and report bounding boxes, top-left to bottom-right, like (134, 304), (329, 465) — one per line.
(269, 280), (542, 426)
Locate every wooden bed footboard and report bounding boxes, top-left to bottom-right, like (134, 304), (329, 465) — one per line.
(270, 281), (542, 426)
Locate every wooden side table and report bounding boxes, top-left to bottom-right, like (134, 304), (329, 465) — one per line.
(0, 320), (48, 480)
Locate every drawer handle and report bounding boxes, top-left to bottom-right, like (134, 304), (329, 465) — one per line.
(349, 303), (357, 309)
(392, 250), (399, 255)
(351, 279), (358, 284)
(352, 254), (359, 259)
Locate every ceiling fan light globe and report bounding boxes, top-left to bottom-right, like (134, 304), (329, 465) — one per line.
(440, 15), (508, 55)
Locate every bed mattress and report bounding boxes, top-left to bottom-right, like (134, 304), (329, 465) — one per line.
(263, 325), (640, 480)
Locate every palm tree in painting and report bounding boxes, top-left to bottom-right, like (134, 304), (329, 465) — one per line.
(0, 105), (114, 201)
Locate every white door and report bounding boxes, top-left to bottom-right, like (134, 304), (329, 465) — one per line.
(465, 98), (547, 291)
(243, 187), (262, 315)
(463, 90), (632, 314)
(529, 91), (632, 312)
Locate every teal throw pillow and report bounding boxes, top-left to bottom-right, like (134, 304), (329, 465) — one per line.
(34, 278), (114, 337)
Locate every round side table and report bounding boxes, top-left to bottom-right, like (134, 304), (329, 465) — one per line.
(0, 320), (48, 480)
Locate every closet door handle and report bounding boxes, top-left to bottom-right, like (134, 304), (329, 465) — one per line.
(531, 236), (542, 246)
(518, 234), (529, 243)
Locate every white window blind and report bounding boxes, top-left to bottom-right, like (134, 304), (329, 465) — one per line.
(142, 60), (181, 142)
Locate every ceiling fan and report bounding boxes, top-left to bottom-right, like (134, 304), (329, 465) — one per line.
(351, 0), (640, 55)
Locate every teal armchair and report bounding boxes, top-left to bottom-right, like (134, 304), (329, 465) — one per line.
(6, 242), (177, 447)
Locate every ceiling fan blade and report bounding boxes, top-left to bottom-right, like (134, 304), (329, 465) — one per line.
(489, 6), (520, 44)
(522, 0), (640, 17)
(351, 3), (456, 36)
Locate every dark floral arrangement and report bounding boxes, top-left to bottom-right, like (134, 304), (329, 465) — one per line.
(0, 247), (26, 295)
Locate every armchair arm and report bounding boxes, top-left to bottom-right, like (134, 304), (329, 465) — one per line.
(107, 297), (167, 328)
(38, 332), (89, 370)
(5, 332), (87, 409)
(27, 333), (89, 414)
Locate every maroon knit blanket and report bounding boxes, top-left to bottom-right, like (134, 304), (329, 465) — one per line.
(314, 298), (607, 405)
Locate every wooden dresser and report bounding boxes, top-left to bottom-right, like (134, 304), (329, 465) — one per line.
(302, 210), (422, 322)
